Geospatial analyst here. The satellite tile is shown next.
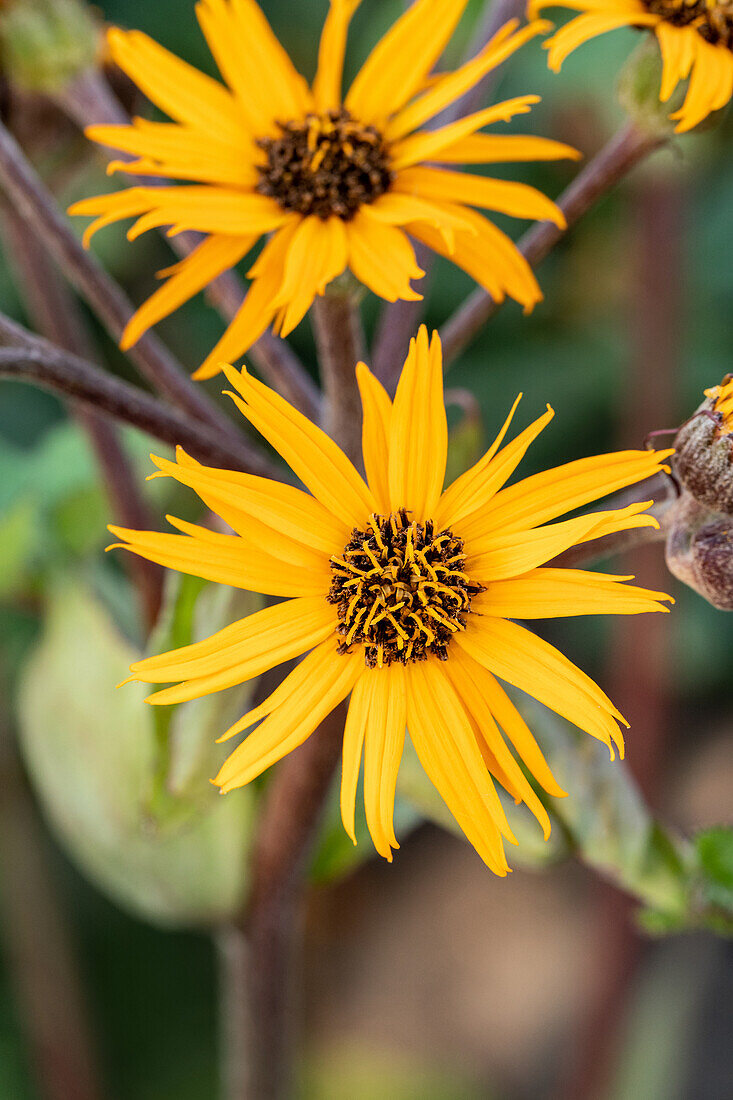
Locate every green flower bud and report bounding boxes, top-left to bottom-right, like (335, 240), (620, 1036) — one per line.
(674, 378), (733, 515)
(0, 0), (101, 94)
(665, 492), (733, 611)
(17, 577), (256, 927)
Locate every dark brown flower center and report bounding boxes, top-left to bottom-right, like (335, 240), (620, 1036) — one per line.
(328, 510), (484, 668)
(643, 0), (733, 46)
(255, 108), (393, 220)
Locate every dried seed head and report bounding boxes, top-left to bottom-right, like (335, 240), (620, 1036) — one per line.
(665, 491), (733, 610)
(674, 378), (733, 514)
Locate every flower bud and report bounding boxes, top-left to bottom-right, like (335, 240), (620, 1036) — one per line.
(674, 377), (733, 515)
(665, 492), (733, 611)
(0, 0), (101, 95)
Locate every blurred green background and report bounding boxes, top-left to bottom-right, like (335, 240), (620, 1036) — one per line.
(1, 1), (733, 1097)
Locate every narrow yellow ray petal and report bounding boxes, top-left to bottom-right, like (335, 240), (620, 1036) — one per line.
(395, 166), (566, 227)
(106, 27), (246, 143)
(388, 327), (447, 521)
(345, 0), (469, 124)
(341, 671), (371, 844)
(68, 187), (157, 247)
(196, 0), (312, 133)
(445, 652), (553, 838)
(272, 216), (349, 337)
(107, 523), (330, 597)
(670, 35), (733, 133)
(543, 11), (657, 73)
(222, 365), (376, 528)
(121, 234), (254, 350)
(471, 449), (675, 537)
(391, 103), (547, 172)
(406, 663), (511, 873)
(215, 647), (360, 792)
(474, 568), (673, 620)
(386, 19), (550, 140)
(363, 663), (407, 859)
(356, 362), (393, 513)
(194, 222), (298, 378)
(151, 449), (349, 556)
(435, 402), (552, 529)
(457, 618), (626, 757)
(143, 599), (336, 705)
(346, 211), (424, 302)
(436, 133), (581, 165)
(313, 0), (362, 111)
(118, 187), (291, 239)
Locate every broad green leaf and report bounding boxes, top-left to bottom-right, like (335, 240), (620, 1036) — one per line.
(17, 577), (253, 928)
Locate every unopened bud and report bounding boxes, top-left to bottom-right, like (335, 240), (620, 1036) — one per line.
(665, 492), (733, 611)
(0, 0), (101, 94)
(674, 377), (733, 515)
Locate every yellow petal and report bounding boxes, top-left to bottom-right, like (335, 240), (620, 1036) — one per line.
(222, 365), (376, 528)
(543, 9), (657, 73)
(194, 222), (298, 378)
(345, 0), (469, 124)
(108, 521), (330, 597)
(395, 166), (566, 227)
(436, 133), (580, 165)
(670, 34), (733, 132)
(120, 186), (291, 239)
(452, 652), (565, 797)
(151, 448), (349, 556)
(215, 644), (361, 791)
(313, 0), (361, 111)
(472, 448), (675, 536)
(473, 568), (673, 620)
(406, 660), (512, 873)
(356, 362), (393, 513)
(141, 597), (337, 705)
(272, 215), (349, 337)
(121, 234), (254, 350)
(68, 187), (156, 247)
(341, 671), (371, 844)
(435, 401), (552, 529)
(196, 0), (312, 133)
(457, 617), (626, 758)
(364, 663), (407, 860)
(388, 326), (446, 521)
(346, 210), (424, 302)
(386, 19), (550, 140)
(106, 27), (246, 143)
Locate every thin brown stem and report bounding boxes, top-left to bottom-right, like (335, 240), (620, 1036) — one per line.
(0, 118), (247, 447)
(1, 204), (163, 626)
(227, 702), (348, 1100)
(441, 121), (668, 365)
(0, 333), (281, 479)
(371, 0), (526, 390)
(57, 68), (321, 420)
(311, 290), (365, 464)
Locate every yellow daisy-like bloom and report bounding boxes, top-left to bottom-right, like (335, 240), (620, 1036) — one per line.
(109, 327), (674, 874)
(532, 0), (733, 132)
(69, 0), (579, 380)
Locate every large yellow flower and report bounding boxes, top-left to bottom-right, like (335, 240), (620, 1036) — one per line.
(533, 0), (733, 132)
(69, 0), (578, 380)
(110, 327), (673, 874)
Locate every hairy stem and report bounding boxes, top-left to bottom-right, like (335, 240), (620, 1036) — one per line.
(311, 290), (365, 463)
(0, 118), (246, 447)
(1, 204), (163, 627)
(0, 331), (281, 479)
(441, 121), (668, 365)
(58, 68), (321, 420)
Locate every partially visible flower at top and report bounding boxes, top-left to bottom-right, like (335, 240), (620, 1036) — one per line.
(532, 0), (733, 132)
(69, 0), (579, 380)
(109, 326), (673, 874)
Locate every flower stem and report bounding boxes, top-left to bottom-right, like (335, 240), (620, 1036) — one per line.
(311, 289), (365, 463)
(0, 203), (163, 627)
(57, 68), (321, 420)
(441, 121), (668, 365)
(0, 324), (281, 479)
(0, 117), (244, 446)
(225, 702), (348, 1100)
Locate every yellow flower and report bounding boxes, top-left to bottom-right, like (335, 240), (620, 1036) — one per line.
(109, 327), (674, 874)
(532, 0), (733, 132)
(69, 0), (578, 380)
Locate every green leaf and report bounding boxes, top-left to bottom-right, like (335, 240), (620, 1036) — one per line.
(696, 827), (733, 912)
(16, 576), (254, 928)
